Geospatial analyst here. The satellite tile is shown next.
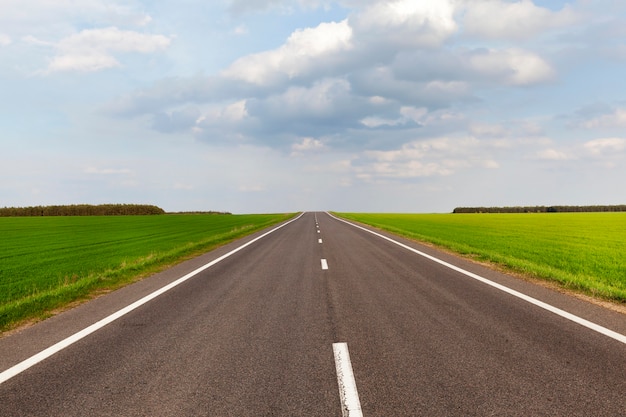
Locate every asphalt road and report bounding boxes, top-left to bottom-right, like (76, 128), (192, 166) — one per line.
(1, 212), (625, 416)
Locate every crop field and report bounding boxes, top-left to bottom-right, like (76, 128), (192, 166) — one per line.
(336, 212), (626, 303)
(0, 213), (293, 332)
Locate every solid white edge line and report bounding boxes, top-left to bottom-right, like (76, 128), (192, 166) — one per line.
(0, 212), (306, 385)
(321, 259), (329, 270)
(327, 212), (626, 345)
(333, 342), (363, 417)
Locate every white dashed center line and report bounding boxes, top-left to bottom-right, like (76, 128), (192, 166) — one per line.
(321, 259), (328, 270)
(318, 239), (323, 244)
(333, 342), (363, 417)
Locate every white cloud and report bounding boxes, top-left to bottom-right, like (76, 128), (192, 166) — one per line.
(462, 0), (579, 40)
(6, 0), (626, 214)
(359, 106), (429, 128)
(50, 54), (121, 73)
(350, 65), (473, 111)
(350, 0), (457, 48)
(227, 0), (331, 15)
(424, 80), (470, 95)
(222, 100), (249, 122)
(355, 136), (502, 180)
(0, 0), (153, 38)
(399, 106), (429, 123)
(468, 48), (555, 86)
(390, 45), (555, 89)
(360, 116), (402, 128)
(531, 137), (626, 165)
(239, 184), (266, 192)
(151, 107), (202, 134)
(228, 0), (290, 15)
(584, 138), (626, 155)
(368, 95), (390, 105)
(359, 159), (455, 179)
(196, 100), (248, 125)
(469, 122), (508, 138)
(232, 25), (249, 36)
(292, 137), (326, 151)
(192, 101), (250, 137)
(108, 3), (560, 148)
(193, 100), (249, 133)
(84, 167), (133, 175)
(291, 137), (327, 156)
(247, 78), (356, 122)
(46, 27), (170, 73)
(222, 19), (352, 85)
(0, 33), (11, 46)
(580, 108), (626, 129)
(535, 149), (573, 161)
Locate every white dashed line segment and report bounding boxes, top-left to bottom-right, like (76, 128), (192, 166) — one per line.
(333, 342), (363, 417)
(321, 259), (329, 270)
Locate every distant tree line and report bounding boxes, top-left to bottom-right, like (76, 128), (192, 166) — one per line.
(453, 205), (626, 214)
(0, 204), (166, 217)
(167, 211), (232, 215)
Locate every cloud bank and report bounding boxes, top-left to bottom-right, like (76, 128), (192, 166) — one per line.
(3, 0), (626, 212)
(110, 0), (561, 155)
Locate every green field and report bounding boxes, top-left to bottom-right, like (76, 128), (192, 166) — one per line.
(336, 212), (626, 303)
(0, 213), (293, 332)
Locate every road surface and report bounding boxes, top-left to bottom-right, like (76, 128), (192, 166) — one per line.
(1, 212), (624, 416)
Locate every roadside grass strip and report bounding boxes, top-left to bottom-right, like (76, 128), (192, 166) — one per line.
(330, 213), (626, 345)
(0, 213), (304, 385)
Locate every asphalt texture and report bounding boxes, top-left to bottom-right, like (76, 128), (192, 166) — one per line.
(0, 212), (624, 416)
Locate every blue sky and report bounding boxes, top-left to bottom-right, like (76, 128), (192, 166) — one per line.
(2, 0), (626, 213)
